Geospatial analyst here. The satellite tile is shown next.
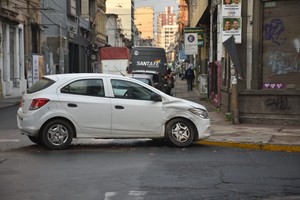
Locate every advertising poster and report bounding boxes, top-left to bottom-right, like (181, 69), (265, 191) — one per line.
(222, 0), (242, 44)
(38, 56), (44, 79)
(222, 0), (242, 16)
(184, 27), (205, 46)
(32, 55), (44, 84)
(184, 33), (198, 55)
(32, 55), (39, 84)
(25, 56), (33, 88)
(222, 17), (242, 43)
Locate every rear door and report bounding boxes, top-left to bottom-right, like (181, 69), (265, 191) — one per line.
(58, 78), (112, 137)
(109, 78), (164, 137)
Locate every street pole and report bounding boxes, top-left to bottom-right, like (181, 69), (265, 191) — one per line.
(231, 67), (240, 124)
(59, 21), (64, 74)
(0, 70), (2, 99)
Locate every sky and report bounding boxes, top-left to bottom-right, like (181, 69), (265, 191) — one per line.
(135, 0), (179, 14)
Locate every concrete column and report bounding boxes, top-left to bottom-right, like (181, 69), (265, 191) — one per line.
(19, 24), (26, 92)
(231, 66), (240, 124)
(3, 24), (10, 82)
(0, 23), (3, 98)
(14, 26), (20, 82)
(246, 0), (254, 89)
(18, 24), (25, 82)
(59, 21), (64, 73)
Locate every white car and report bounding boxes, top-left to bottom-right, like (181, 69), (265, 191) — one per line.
(17, 73), (211, 150)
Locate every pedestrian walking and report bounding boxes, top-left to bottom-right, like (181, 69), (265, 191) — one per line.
(185, 64), (195, 91)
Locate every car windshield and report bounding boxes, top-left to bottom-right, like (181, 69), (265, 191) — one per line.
(133, 77), (152, 85)
(27, 77), (55, 94)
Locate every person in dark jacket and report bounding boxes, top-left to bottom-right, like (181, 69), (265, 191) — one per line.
(185, 64), (195, 91)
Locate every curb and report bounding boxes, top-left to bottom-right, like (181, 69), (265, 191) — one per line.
(0, 102), (19, 110)
(197, 140), (300, 152)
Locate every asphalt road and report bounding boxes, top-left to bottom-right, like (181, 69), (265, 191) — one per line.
(1, 106), (300, 200)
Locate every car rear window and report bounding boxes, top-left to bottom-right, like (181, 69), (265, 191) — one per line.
(133, 77), (152, 85)
(27, 77), (55, 94)
(61, 79), (105, 97)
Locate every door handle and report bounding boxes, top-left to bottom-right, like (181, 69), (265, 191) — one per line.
(67, 103), (77, 107)
(115, 105), (124, 109)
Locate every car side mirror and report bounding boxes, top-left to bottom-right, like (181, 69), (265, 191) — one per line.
(150, 93), (162, 101)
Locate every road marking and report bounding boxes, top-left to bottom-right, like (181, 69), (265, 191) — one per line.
(104, 192), (117, 200)
(0, 139), (20, 142)
(103, 191), (148, 200)
(129, 191), (147, 199)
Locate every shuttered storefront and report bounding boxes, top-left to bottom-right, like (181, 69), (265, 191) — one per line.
(262, 0), (300, 89)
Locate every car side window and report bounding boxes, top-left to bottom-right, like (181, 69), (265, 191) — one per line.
(111, 79), (153, 100)
(61, 79), (105, 97)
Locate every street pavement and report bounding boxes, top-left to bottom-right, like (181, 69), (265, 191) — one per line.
(1, 79), (299, 152)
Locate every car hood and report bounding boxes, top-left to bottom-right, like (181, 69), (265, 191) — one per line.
(162, 95), (207, 110)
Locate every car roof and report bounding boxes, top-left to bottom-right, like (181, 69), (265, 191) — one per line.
(131, 70), (158, 75)
(132, 46), (165, 51)
(43, 71), (165, 87)
(42, 73), (157, 89)
(131, 74), (152, 78)
(44, 73), (126, 80)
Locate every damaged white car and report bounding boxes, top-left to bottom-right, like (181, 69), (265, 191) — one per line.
(17, 73), (211, 150)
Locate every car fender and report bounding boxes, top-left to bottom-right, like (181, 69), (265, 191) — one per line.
(38, 102), (83, 136)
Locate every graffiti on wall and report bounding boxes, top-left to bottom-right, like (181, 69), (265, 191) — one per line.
(268, 49), (299, 75)
(263, 83), (287, 89)
(265, 19), (286, 46)
(265, 18), (300, 75)
(265, 96), (290, 111)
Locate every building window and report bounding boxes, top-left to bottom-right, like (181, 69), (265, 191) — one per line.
(69, 0), (76, 16)
(31, 25), (38, 53)
(9, 27), (15, 80)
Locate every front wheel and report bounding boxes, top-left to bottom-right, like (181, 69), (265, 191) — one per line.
(40, 119), (73, 150)
(165, 118), (195, 147)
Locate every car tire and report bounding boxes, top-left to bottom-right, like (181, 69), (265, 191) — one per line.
(40, 119), (73, 150)
(28, 136), (42, 145)
(165, 118), (195, 147)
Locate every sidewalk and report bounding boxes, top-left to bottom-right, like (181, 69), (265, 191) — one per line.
(1, 82), (300, 152)
(173, 78), (300, 152)
(0, 96), (21, 109)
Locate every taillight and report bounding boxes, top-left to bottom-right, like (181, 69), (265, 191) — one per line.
(29, 98), (50, 110)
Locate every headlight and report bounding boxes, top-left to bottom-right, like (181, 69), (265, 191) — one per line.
(188, 108), (209, 119)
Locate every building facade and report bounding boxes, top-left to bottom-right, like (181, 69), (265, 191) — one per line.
(106, 14), (126, 47)
(106, 0), (134, 48)
(185, 0), (300, 125)
(157, 6), (178, 64)
(0, 0), (107, 99)
(41, 0), (106, 75)
(135, 6), (154, 46)
(0, 0), (41, 98)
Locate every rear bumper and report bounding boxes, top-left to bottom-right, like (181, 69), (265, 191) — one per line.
(17, 108), (41, 136)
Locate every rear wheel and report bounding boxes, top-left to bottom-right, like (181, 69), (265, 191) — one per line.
(40, 119), (73, 150)
(165, 118), (195, 147)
